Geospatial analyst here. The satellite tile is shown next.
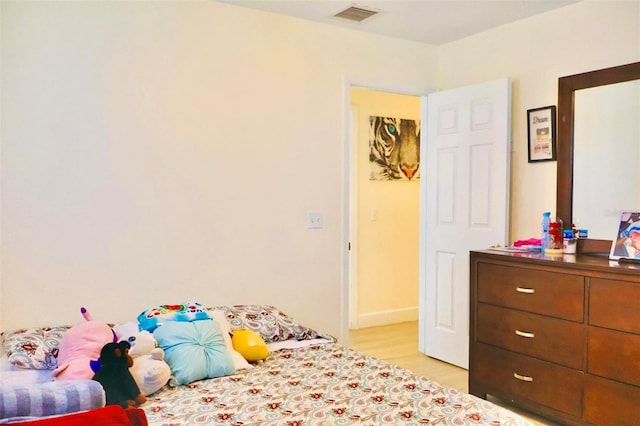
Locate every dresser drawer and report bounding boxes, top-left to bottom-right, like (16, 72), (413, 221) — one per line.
(589, 278), (640, 334)
(588, 326), (640, 386)
(477, 262), (584, 321)
(471, 343), (583, 417)
(584, 374), (640, 426)
(477, 303), (585, 369)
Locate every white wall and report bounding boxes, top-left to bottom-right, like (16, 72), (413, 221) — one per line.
(1, 0), (638, 338)
(0, 0), (437, 336)
(437, 0), (640, 242)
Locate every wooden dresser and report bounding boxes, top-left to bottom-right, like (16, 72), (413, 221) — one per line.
(469, 250), (640, 425)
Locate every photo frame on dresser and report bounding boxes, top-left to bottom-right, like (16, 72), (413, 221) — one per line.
(609, 211), (640, 261)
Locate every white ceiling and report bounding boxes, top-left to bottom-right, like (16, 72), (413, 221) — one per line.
(215, 0), (578, 45)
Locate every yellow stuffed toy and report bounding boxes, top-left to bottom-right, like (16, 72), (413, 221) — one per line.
(231, 329), (269, 362)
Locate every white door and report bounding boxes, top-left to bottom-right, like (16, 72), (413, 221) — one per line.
(419, 79), (511, 369)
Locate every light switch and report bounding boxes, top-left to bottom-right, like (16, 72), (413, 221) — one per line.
(307, 212), (323, 229)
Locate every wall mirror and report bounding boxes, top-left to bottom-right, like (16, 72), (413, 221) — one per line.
(556, 61), (640, 242)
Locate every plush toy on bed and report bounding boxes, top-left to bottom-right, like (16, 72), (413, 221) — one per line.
(120, 330), (171, 396)
(231, 329), (269, 362)
(92, 341), (147, 408)
(52, 307), (117, 381)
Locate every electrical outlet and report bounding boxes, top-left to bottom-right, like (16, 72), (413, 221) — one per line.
(307, 212), (323, 229)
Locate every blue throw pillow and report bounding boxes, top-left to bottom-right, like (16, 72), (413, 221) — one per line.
(153, 319), (234, 386)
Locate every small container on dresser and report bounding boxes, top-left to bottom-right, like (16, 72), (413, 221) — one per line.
(469, 250), (640, 426)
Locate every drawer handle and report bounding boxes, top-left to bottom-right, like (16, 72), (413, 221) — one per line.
(515, 330), (535, 338)
(516, 287), (535, 294)
(513, 372), (534, 382)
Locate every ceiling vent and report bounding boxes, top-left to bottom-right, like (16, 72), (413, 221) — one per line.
(333, 5), (381, 23)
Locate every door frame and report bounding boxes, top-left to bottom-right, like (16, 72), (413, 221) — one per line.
(342, 77), (433, 343)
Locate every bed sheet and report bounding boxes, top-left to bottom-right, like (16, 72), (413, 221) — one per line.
(142, 341), (532, 425)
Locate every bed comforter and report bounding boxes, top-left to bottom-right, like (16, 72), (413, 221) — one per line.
(142, 341), (531, 425)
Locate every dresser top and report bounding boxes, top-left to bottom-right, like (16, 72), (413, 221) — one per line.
(472, 249), (640, 280)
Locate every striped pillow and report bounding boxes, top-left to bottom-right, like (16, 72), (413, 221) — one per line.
(0, 379), (105, 419)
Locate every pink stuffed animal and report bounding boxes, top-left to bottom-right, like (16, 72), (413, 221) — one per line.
(52, 307), (116, 381)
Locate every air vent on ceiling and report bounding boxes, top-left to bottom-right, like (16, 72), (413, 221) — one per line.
(333, 5), (381, 23)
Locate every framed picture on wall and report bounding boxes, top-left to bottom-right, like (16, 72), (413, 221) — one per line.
(527, 105), (557, 162)
(369, 116), (421, 181)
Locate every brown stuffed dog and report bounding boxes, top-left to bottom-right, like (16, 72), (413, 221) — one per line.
(92, 341), (147, 408)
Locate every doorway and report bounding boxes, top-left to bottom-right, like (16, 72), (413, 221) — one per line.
(348, 86), (422, 331)
(345, 79), (511, 369)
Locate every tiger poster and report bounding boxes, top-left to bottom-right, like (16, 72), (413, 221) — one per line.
(369, 116), (420, 181)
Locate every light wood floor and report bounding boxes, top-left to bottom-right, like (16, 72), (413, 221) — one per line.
(349, 321), (561, 426)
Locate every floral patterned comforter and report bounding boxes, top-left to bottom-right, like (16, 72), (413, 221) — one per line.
(143, 342), (532, 426)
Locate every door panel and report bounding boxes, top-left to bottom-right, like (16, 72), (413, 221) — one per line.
(435, 251), (456, 330)
(470, 144), (491, 226)
(436, 149), (456, 222)
(421, 79), (511, 368)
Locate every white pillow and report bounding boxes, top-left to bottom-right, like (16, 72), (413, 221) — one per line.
(210, 310), (253, 371)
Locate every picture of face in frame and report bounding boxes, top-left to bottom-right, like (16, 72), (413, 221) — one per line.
(610, 211), (640, 260)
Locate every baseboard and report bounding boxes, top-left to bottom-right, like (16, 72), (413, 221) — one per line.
(352, 306), (419, 329)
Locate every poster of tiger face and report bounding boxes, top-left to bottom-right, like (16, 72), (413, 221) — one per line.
(369, 116), (420, 181)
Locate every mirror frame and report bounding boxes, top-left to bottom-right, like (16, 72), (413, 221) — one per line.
(556, 61), (640, 237)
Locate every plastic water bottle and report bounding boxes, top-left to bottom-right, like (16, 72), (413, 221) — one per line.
(541, 212), (551, 249)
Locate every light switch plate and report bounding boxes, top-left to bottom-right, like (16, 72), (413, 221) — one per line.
(307, 212), (323, 229)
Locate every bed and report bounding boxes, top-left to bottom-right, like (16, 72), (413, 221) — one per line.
(1, 304), (533, 425)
